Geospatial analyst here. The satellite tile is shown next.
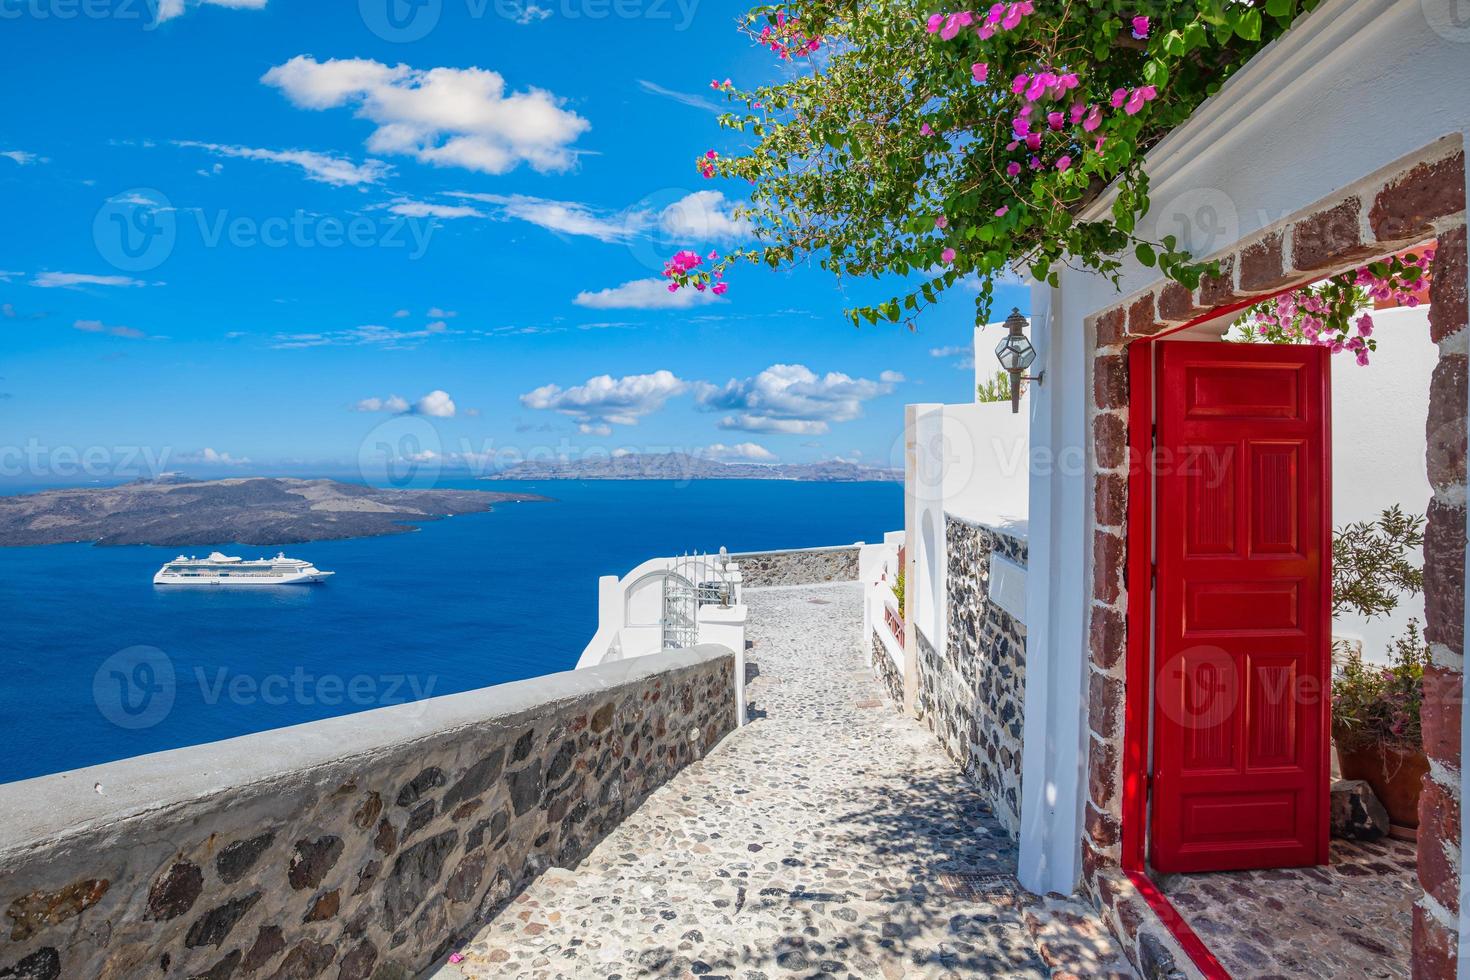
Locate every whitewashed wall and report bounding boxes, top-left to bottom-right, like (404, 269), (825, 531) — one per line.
(1018, 0), (1470, 905)
(1333, 304), (1437, 661)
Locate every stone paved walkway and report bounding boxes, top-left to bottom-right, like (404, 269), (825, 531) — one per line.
(1160, 835), (1418, 978)
(436, 583), (1132, 979)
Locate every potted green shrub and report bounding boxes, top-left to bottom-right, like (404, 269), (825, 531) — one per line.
(1332, 623), (1430, 828)
(1330, 505), (1428, 829)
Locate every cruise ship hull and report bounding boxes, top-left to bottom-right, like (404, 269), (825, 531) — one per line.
(153, 571), (334, 586)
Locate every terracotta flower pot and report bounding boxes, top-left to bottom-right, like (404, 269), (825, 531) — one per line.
(1334, 736), (1429, 828)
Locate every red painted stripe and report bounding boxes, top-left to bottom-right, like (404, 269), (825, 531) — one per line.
(1124, 870), (1233, 979)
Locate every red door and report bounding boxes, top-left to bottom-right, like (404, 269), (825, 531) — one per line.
(1150, 341), (1331, 874)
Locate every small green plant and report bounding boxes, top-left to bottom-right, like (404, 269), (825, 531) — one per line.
(891, 567), (905, 620)
(977, 369), (1020, 404)
(1333, 621), (1430, 752)
(1333, 506), (1425, 620)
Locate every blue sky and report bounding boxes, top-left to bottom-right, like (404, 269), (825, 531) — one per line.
(0, 0), (1026, 484)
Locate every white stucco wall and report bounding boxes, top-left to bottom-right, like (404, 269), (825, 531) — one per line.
(1332, 304), (1437, 662)
(1016, 0), (1470, 918)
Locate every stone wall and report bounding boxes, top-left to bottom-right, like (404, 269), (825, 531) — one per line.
(734, 545), (860, 587)
(0, 648), (736, 980)
(870, 632), (904, 706)
(915, 516), (1028, 838)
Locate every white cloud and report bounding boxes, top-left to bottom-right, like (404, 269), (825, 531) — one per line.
(393, 309), (411, 318)
(74, 319), (147, 339)
(387, 198), (484, 219)
(354, 390), (456, 416)
(637, 79), (723, 114)
(272, 323), (453, 350)
(573, 278), (724, 311)
(705, 442), (775, 461)
(175, 141), (390, 187)
(354, 394), (411, 413)
(0, 271), (21, 282)
(880, 370), (906, 384)
(659, 191), (751, 242)
(427, 307), (456, 318)
(696, 364), (897, 435)
(0, 151), (42, 166)
(154, 0), (268, 23)
(33, 272), (150, 289)
(413, 390), (456, 417)
(930, 344), (975, 369)
(449, 192), (649, 243)
(509, 2), (551, 23)
(262, 56), (590, 176)
(178, 447), (251, 465)
(520, 370), (687, 430)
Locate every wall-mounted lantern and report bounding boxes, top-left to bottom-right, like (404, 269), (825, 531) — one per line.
(994, 307), (1043, 414)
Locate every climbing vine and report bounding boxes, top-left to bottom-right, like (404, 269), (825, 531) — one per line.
(1232, 247), (1436, 365)
(666, 0), (1320, 327)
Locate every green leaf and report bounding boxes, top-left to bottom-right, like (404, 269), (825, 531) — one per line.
(1237, 8), (1262, 40)
(1135, 242), (1157, 267)
(1265, 0), (1292, 17)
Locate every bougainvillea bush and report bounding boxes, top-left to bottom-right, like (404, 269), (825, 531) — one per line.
(1333, 621), (1429, 753)
(668, 1), (1320, 327)
(1233, 247), (1435, 365)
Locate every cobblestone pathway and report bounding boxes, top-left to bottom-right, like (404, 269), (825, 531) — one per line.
(1160, 836), (1417, 978)
(438, 583), (1132, 979)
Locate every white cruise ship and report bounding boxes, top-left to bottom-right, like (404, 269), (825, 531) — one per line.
(153, 552), (335, 586)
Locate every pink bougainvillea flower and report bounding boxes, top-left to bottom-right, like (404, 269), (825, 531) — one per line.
(707, 250), (719, 260)
(1111, 88), (1127, 108)
(1001, 2), (1025, 30)
(987, 2), (1005, 23)
(926, 12), (944, 33)
(1029, 154), (1042, 169)
(940, 11), (973, 40)
(1357, 314), (1374, 336)
(1005, 140), (1019, 151)
(1058, 72), (1079, 91)
(1012, 115), (1030, 137)
(935, 214), (948, 229)
(1132, 15), (1150, 40)
(449, 953), (465, 965)
(1047, 111), (1064, 130)
(1025, 132), (1042, 150)
(941, 247), (956, 264)
(995, 205), (1009, 217)
(1056, 155), (1072, 171)
(1069, 103), (1086, 124)
(705, 149), (718, 159)
(977, 24), (996, 39)
(971, 62), (989, 83)
(921, 122), (934, 136)
(1012, 74), (1029, 95)
(1006, 161), (1022, 176)
(712, 281), (729, 296)
(1083, 104), (1103, 132)
(1094, 136), (1106, 152)
(666, 282), (679, 293)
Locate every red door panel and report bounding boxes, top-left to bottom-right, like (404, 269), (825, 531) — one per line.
(1150, 341), (1330, 874)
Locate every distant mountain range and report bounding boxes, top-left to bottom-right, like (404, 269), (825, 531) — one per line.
(493, 452), (902, 483)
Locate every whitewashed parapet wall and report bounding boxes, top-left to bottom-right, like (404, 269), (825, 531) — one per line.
(732, 544), (864, 587)
(577, 554), (749, 726)
(0, 648), (737, 980)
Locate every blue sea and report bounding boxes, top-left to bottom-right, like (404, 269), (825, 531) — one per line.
(0, 479), (899, 784)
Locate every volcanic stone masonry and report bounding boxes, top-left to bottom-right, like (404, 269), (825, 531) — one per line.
(916, 516), (1028, 838)
(870, 631), (904, 705)
(732, 546), (860, 587)
(0, 651), (736, 980)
